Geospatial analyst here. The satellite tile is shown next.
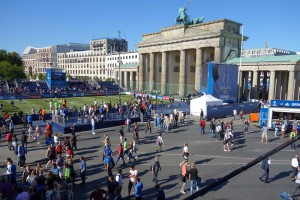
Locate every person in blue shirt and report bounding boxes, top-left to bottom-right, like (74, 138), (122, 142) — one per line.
(51, 163), (60, 180)
(17, 143), (26, 167)
(27, 114), (32, 126)
(80, 156), (86, 185)
(134, 178), (143, 200)
(7, 158), (17, 188)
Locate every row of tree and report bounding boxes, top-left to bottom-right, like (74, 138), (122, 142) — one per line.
(0, 49), (26, 80)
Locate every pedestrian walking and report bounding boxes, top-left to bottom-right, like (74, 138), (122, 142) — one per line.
(209, 120), (215, 138)
(115, 168), (123, 193)
(182, 143), (190, 159)
(223, 130), (232, 152)
(20, 130), (28, 151)
(156, 133), (164, 152)
(145, 118), (152, 134)
(155, 184), (165, 200)
(216, 122), (222, 140)
(291, 155), (299, 179)
(199, 119), (206, 135)
(180, 159), (188, 194)
(127, 165), (138, 199)
(244, 119), (250, 134)
(151, 156), (162, 184)
(259, 157), (271, 183)
(116, 143), (126, 166)
(200, 109), (204, 120)
(281, 123), (286, 138)
(46, 143), (56, 168)
(134, 178), (143, 200)
(291, 168), (300, 199)
(119, 126), (124, 143)
(17, 143), (26, 168)
(80, 156), (86, 185)
(290, 130), (297, 149)
(189, 162), (200, 195)
(261, 126), (268, 143)
(35, 126), (41, 144)
(91, 116), (96, 135)
(274, 121), (280, 137)
(233, 109), (237, 120)
(70, 132), (78, 151)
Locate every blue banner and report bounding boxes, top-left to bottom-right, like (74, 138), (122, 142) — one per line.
(270, 100), (300, 108)
(259, 108), (269, 127)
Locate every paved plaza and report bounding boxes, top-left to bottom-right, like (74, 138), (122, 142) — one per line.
(0, 116), (298, 200)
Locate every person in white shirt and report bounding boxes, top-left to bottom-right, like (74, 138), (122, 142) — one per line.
(182, 143), (190, 159)
(115, 168), (123, 193)
(291, 155), (299, 178)
(128, 165), (137, 198)
(233, 109), (237, 120)
(91, 116), (96, 135)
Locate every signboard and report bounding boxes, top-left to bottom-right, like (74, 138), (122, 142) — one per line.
(201, 63), (238, 103)
(259, 107), (269, 127)
(270, 100), (300, 109)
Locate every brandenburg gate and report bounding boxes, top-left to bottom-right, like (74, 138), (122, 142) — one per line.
(136, 19), (246, 97)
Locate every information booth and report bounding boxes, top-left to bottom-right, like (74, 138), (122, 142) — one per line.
(259, 100), (300, 130)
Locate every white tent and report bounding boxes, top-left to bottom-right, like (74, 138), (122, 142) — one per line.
(190, 94), (223, 117)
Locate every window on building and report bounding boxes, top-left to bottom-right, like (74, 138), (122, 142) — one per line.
(190, 66), (195, 72)
(174, 66), (180, 72)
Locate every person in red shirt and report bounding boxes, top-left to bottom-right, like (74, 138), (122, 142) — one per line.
(65, 146), (74, 159)
(199, 119), (206, 135)
(44, 122), (52, 138)
(115, 143), (125, 166)
(90, 184), (108, 200)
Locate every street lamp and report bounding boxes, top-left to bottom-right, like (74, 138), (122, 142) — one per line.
(117, 30), (123, 105)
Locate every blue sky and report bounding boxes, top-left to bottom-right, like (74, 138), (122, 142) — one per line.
(0, 0), (299, 54)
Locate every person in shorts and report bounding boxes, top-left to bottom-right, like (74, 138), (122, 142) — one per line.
(261, 126), (268, 143)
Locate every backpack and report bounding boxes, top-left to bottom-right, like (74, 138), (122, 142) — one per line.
(6, 133), (12, 141)
(18, 146), (25, 155)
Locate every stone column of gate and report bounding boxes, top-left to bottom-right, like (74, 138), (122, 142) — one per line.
(161, 51), (167, 95)
(138, 53), (144, 91)
(214, 47), (222, 63)
(179, 50), (186, 97)
(130, 71), (134, 91)
(287, 70), (295, 100)
(251, 70), (258, 99)
(149, 53), (155, 91)
(124, 71), (128, 90)
(195, 48), (202, 92)
(268, 70), (276, 101)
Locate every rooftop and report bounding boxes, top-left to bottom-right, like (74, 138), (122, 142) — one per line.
(226, 55), (300, 64)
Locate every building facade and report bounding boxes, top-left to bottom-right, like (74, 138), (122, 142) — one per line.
(106, 50), (138, 88)
(22, 43), (89, 75)
(136, 19), (247, 96)
(241, 48), (296, 57)
(226, 55), (300, 101)
(57, 38), (129, 80)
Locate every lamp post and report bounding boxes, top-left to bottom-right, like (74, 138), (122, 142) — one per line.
(117, 31), (122, 105)
(247, 72), (252, 102)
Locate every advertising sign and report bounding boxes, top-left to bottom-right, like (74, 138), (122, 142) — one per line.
(259, 108), (269, 127)
(270, 100), (300, 109)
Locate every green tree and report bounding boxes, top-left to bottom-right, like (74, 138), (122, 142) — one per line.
(0, 61), (26, 80)
(38, 73), (47, 80)
(105, 77), (115, 82)
(0, 49), (23, 66)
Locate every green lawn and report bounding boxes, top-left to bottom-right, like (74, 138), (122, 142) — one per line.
(0, 95), (167, 115)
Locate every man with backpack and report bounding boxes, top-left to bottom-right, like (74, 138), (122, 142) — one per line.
(260, 157), (271, 183)
(17, 143), (26, 168)
(151, 156), (161, 184)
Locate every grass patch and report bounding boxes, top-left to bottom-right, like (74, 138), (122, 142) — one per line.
(0, 95), (167, 115)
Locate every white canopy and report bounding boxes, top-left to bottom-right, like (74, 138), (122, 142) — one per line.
(190, 94), (223, 117)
